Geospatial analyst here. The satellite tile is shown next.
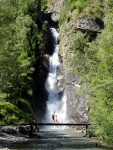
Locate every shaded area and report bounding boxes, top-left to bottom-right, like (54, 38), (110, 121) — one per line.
(33, 11), (59, 123)
(32, 4), (59, 123)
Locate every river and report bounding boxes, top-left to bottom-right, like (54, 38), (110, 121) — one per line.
(8, 130), (112, 150)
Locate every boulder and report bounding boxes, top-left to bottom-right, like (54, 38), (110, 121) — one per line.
(77, 17), (102, 32)
(0, 125), (39, 136)
(0, 126), (18, 134)
(18, 125), (39, 136)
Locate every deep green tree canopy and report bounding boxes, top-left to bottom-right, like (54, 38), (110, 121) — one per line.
(0, 0), (48, 125)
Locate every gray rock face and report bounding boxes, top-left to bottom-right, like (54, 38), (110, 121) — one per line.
(77, 17), (102, 32)
(65, 74), (89, 124)
(56, 63), (66, 92)
(47, 0), (64, 21)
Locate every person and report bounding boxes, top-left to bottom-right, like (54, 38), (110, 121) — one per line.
(55, 115), (58, 123)
(52, 111), (55, 122)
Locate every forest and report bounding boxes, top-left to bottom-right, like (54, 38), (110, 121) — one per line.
(1, 0), (113, 144)
(0, 0), (48, 125)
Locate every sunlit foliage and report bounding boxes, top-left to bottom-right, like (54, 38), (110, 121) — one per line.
(60, 0), (113, 143)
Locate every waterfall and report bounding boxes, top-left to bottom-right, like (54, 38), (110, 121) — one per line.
(44, 28), (67, 127)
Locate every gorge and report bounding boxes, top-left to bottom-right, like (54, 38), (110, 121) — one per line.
(1, 0), (113, 145)
(33, 0), (89, 126)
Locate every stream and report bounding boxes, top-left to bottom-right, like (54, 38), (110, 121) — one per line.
(8, 130), (112, 150)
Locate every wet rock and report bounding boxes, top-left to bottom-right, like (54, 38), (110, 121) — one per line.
(18, 125), (39, 136)
(56, 75), (65, 92)
(43, 54), (49, 69)
(0, 125), (40, 149)
(0, 126), (18, 134)
(0, 125), (39, 136)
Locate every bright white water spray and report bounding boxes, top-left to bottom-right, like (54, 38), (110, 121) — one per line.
(44, 28), (67, 129)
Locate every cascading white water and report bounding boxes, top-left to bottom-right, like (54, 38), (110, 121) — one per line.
(44, 28), (67, 127)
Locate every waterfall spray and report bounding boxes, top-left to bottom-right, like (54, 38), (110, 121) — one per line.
(44, 28), (67, 128)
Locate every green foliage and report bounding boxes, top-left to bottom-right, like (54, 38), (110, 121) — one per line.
(75, 0), (92, 13)
(60, 0), (106, 26)
(17, 0), (37, 16)
(42, 0), (48, 11)
(68, 10), (113, 143)
(68, 31), (88, 75)
(87, 2), (104, 18)
(0, 0), (17, 26)
(86, 12), (113, 143)
(64, 0), (113, 143)
(59, 0), (76, 24)
(0, 101), (33, 125)
(0, 0), (48, 125)
(60, 0), (93, 24)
